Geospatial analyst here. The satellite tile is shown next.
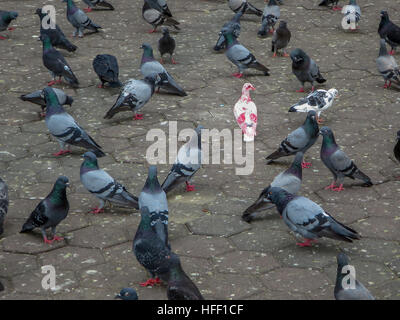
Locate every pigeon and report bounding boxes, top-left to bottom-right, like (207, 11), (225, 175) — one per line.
(115, 288), (138, 300)
(20, 88), (74, 117)
(214, 5), (245, 52)
(92, 54), (122, 88)
(0, 177), (8, 236)
(319, 0), (342, 11)
(166, 253), (204, 300)
(158, 28), (176, 64)
(161, 125), (203, 193)
(228, 0), (262, 16)
(290, 48), (326, 92)
(82, 0), (114, 13)
(378, 11), (400, 55)
(62, 0), (102, 38)
(145, 0), (172, 17)
(394, 130), (400, 163)
(341, 0), (361, 31)
(134, 166), (170, 287)
(334, 253), (375, 300)
(20, 176), (69, 244)
(288, 88), (338, 123)
(35, 8), (77, 52)
(80, 152), (139, 214)
(142, 1), (180, 33)
(0, 10), (18, 40)
(266, 110), (319, 168)
(233, 83), (257, 142)
(242, 152), (303, 223)
(222, 29), (270, 78)
(320, 126), (373, 192)
(140, 43), (187, 96)
(271, 20), (291, 57)
(104, 74), (166, 120)
(43, 87), (105, 157)
(266, 187), (361, 247)
(376, 39), (400, 89)
(258, 0), (280, 37)
(41, 34), (79, 87)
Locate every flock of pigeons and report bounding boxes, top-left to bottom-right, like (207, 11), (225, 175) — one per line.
(0, 0), (399, 300)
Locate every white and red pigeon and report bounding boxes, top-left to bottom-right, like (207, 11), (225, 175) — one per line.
(233, 83), (257, 142)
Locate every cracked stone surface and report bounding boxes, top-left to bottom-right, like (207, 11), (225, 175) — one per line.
(0, 0), (399, 300)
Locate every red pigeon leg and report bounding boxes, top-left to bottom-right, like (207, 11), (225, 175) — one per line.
(84, 7), (93, 13)
(133, 114), (144, 120)
(89, 207), (104, 214)
(7, 27), (15, 31)
(140, 278), (161, 287)
(301, 161), (312, 169)
(325, 182), (337, 190)
(296, 238), (317, 247)
(296, 87), (305, 93)
(332, 184), (345, 192)
(53, 150), (71, 156)
(52, 235), (64, 242)
(185, 181), (195, 192)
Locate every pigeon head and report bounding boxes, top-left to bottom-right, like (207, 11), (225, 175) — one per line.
(146, 73), (168, 86)
(265, 187), (293, 213)
(55, 176), (69, 187)
(52, 176), (70, 201)
(380, 10), (389, 20)
(304, 110), (319, 132)
(290, 48), (308, 64)
(161, 27), (170, 36)
(278, 20), (287, 29)
(195, 125), (204, 136)
(115, 288), (138, 300)
(83, 151), (97, 162)
(140, 43), (154, 59)
(143, 165), (161, 193)
(328, 88), (339, 98)
(35, 8), (45, 18)
(336, 252), (350, 268)
(319, 126), (334, 137)
(82, 151), (99, 169)
(242, 83), (255, 93)
(2, 11), (18, 23)
(8, 11), (18, 20)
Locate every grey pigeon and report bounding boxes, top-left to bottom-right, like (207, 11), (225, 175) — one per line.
(0, 10), (18, 40)
(104, 74), (166, 120)
(93, 54), (122, 88)
(63, 0), (102, 38)
(266, 187), (361, 247)
(320, 126), (372, 192)
(228, 0), (262, 16)
(271, 20), (291, 57)
(43, 87), (105, 157)
(319, 0), (342, 11)
(258, 0), (280, 37)
(166, 253), (204, 300)
(20, 176), (69, 244)
(266, 111), (319, 168)
(0, 177), (8, 236)
(394, 130), (400, 163)
(80, 152), (139, 214)
(41, 34), (79, 87)
(334, 253), (375, 300)
(222, 29), (270, 78)
(140, 43), (187, 96)
(342, 0), (361, 31)
(20, 87), (73, 117)
(82, 0), (114, 12)
(142, 1), (179, 33)
(376, 39), (400, 89)
(115, 288), (138, 300)
(158, 28), (176, 64)
(242, 152), (303, 222)
(378, 11), (400, 55)
(145, 0), (172, 17)
(161, 125), (203, 193)
(134, 166), (170, 287)
(290, 48), (326, 92)
(35, 8), (77, 52)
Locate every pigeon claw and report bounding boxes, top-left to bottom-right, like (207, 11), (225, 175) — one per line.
(43, 237), (54, 244)
(53, 150), (71, 156)
(332, 6), (342, 11)
(185, 182), (195, 192)
(51, 235), (64, 242)
(89, 207), (104, 214)
(296, 239), (316, 247)
(133, 114), (144, 120)
(47, 80), (57, 86)
(84, 7), (93, 13)
(0, 35), (7, 40)
(332, 184), (345, 192)
(148, 29), (157, 34)
(7, 27), (15, 31)
(140, 278), (161, 287)
(301, 161), (312, 169)
(296, 88), (305, 93)
(232, 73), (243, 78)
(171, 58), (177, 64)
(97, 84), (105, 88)
(325, 183), (337, 190)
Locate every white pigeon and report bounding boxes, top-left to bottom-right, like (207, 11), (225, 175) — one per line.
(233, 83), (258, 142)
(341, 0), (361, 31)
(288, 88), (338, 124)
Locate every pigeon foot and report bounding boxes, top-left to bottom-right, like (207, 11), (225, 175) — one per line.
(332, 184), (345, 192)
(296, 88), (305, 93)
(301, 161), (312, 169)
(133, 114), (144, 120)
(84, 7), (93, 13)
(53, 150), (71, 156)
(325, 183), (337, 190)
(185, 182), (195, 192)
(89, 207), (104, 214)
(51, 235), (64, 242)
(232, 73), (243, 78)
(140, 277), (161, 287)
(296, 239), (316, 247)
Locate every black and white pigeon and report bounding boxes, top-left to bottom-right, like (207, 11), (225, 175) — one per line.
(0, 177), (8, 236)
(290, 48), (326, 92)
(115, 288), (139, 300)
(334, 253), (375, 300)
(41, 34), (79, 88)
(161, 125), (203, 194)
(20, 88), (73, 117)
(145, 0), (172, 17)
(228, 0), (262, 16)
(166, 252), (204, 300)
(266, 187), (361, 247)
(80, 152), (139, 214)
(140, 43), (187, 96)
(104, 74), (166, 120)
(35, 8), (77, 52)
(43, 87), (105, 157)
(320, 126), (372, 192)
(0, 10), (18, 40)
(63, 0), (102, 38)
(288, 88), (338, 123)
(341, 0), (361, 31)
(266, 111), (319, 168)
(394, 130), (400, 163)
(258, 0), (280, 37)
(376, 39), (400, 89)
(214, 5), (245, 52)
(82, 0), (114, 13)
(319, 0), (342, 11)
(20, 176), (69, 244)
(242, 152), (303, 223)
(158, 28), (176, 64)
(271, 20), (291, 57)
(378, 11), (400, 55)
(142, 1), (180, 33)
(222, 29), (270, 78)
(92, 54), (122, 88)
(134, 166), (170, 287)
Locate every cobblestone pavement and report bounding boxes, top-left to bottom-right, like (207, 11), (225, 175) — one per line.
(0, 0), (399, 300)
